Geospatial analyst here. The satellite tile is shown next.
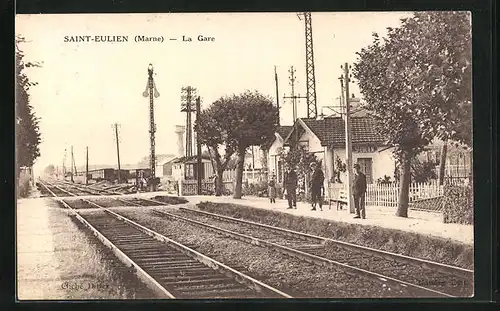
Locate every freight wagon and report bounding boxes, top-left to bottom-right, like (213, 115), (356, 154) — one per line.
(116, 169), (131, 182)
(89, 168), (115, 181)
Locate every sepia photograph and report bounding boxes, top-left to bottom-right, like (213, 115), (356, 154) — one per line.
(15, 11), (473, 300)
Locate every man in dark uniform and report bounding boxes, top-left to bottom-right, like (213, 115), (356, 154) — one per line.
(353, 163), (367, 219)
(283, 166), (298, 209)
(310, 162), (325, 211)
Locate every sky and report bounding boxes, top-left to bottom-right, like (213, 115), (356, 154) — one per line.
(15, 12), (412, 175)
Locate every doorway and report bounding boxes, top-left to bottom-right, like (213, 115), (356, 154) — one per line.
(357, 158), (373, 184)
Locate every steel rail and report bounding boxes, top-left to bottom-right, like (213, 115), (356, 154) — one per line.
(152, 209), (455, 298)
(47, 180), (465, 297)
(54, 181), (468, 296)
(47, 181), (472, 281)
(38, 181), (175, 298)
(58, 180), (122, 195)
(57, 182), (175, 208)
(179, 207), (473, 280)
(40, 180), (292, 298)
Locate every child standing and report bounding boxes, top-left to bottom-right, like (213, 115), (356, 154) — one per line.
(268, 176), (277, 203)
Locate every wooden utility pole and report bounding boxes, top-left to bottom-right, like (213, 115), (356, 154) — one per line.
(290, 66), (297, 125)
(62, 149), (66, 180)
(251, 146), (255, 169)
(438, 141), (448, 185)
(274, 66), (280, 125)
(283, 66), (306, 147)
(85, 146), (89, 185)
(342, 63), (355, 214)
(114, 123), (122, 183)
(70, 146), (75, 183)
(196, 96), (202, 195)
(181, 86), (196, 158)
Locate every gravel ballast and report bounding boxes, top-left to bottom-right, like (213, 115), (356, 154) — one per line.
(197, 202), (474, 270)
(115, 208), (414, 298)
(170, 208), (472, 297)
(18, 198), (157, 300)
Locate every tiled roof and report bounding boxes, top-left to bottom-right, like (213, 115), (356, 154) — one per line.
(277, 125), (293, 140)
(173, 155), (211, 164)
(301, 117), (385, 147)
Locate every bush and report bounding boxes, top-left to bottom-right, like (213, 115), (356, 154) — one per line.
(243, 181), (268, 197)
(376, 175), (394, 185)
(17, 172), (32, 198)
(443, 185), (473, 225)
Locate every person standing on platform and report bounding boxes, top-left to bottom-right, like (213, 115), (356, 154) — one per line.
(310, 162), (325, 211)
(268, 175), (277, 203)
(283, 166), (298, 209)
(353, 163), (367, 219)
(212, 175), (219, 196)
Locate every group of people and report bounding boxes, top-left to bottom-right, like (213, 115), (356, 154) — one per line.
(268, 162), (367, 219)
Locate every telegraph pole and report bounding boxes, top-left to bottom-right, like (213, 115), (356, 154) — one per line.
(142, 63), (160, 191)
(114, 123), (122, 183)
(196, 96), (202, 195)
(251, 146), (255, 169)
(85, 147), (89, 185)
(341, 63), (355, 214)
(274, 66), (280, 125)
(290, 66), (296, 124)
(70, 146), (75, 183)
(283, 66), (306, 147)
(62, 149), (67, 180)
(181, 86), (197, 158)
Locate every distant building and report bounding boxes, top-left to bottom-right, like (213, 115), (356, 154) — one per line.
(265, 125), (293, 183)
(135, 154), (176, 178)
(171, 155), (212, 181)
(420, 138), (472, 183)
(155, 155), (176, 178)
(277, 117), (394, 189)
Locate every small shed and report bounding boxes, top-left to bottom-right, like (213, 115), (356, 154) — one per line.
(171, 155), (213, 181)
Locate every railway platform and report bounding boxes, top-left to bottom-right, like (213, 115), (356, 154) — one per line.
(136, 192), (473, 245)
(16, 196), (66, 299)
(17, 193), (149, 300)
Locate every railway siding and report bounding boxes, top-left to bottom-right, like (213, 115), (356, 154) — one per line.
(38, 180), (472, 299)
(39, 180), (291, 299)
(152, 209), (462, 297)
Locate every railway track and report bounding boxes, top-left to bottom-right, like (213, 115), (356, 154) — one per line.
(40, 180), (163, 208)
(57, 180), (123, 196)
(39, 180), (292, 299)
(42, 180), (474, 298)
(164, 207), (474, 297)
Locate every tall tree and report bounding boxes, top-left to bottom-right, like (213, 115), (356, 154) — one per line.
(16, 36), (42, 177)
(353, 12), (472, 217)
(195, 100), (238, 196)
(195, 91), (278, 198)
(228, 91), (278, 199)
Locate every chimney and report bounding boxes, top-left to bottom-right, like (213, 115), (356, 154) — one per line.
(348, 97), (366, 117)
(174, 125), (186, 157)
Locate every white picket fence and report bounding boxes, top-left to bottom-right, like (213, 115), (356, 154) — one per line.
(365, 181), (443, 207)
(221, 169), (265, 184)
(328, 181), (444, 208)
